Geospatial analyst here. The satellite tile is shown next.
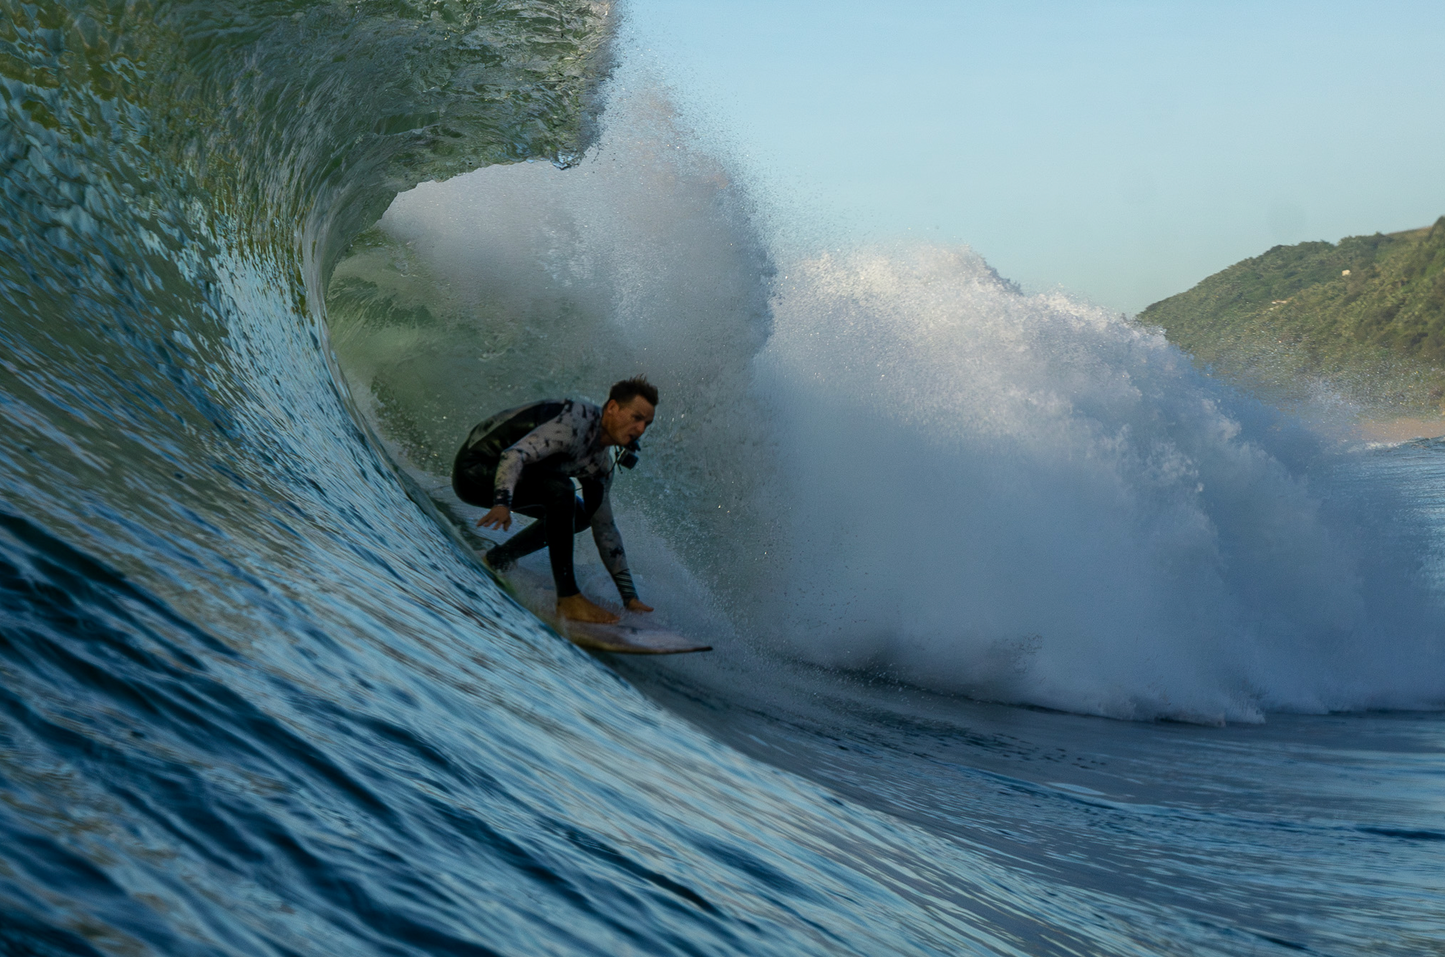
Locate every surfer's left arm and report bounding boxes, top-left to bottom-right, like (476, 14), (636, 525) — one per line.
(590, 493), (652, 612)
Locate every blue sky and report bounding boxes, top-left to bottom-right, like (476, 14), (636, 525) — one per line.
(623, 0), (1445, 313)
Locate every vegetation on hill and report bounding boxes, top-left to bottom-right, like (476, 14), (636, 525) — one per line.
(1137, 217), (1445, 413)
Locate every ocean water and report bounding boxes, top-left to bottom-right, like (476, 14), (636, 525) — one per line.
(3, 1), (1443, 955)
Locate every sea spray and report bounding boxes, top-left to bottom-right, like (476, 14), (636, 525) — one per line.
(756, 245), (1445, 721)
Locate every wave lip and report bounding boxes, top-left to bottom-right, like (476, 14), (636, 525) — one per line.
(1, 0), (615, 579)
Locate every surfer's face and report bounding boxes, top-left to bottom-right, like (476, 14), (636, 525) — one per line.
(602, 396), (655, 447)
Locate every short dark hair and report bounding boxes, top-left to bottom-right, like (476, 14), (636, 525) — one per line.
(609, 375), (659, 407)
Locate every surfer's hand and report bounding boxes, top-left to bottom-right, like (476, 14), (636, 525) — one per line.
(477, 506), (512, 531)
(624, 598), (653, 613)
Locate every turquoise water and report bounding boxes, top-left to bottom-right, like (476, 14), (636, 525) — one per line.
(3, 1), (1443, 954)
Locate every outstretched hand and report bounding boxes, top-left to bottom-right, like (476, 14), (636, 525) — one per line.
(477, 505), (512, 532)
(624, 598), (654, 613)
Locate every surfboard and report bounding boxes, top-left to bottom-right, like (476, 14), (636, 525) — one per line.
(485, 557), (712, 655)
(396, 467), (711, 654)
(559, 619), (712, 655)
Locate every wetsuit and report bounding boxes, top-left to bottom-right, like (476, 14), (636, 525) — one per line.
(452, 400), (637, 603)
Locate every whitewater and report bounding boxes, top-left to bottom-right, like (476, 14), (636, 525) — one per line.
(2, 0), (1443, 954)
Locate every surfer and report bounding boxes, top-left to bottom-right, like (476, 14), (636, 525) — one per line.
(452, 377), (658, 624)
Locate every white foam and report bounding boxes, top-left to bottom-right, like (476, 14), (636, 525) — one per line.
(754, 246), (1445, 721)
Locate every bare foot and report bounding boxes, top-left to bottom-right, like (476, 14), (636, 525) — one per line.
(557, 593), (620, 624)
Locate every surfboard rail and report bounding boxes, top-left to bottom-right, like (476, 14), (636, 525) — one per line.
(561, 619), (712, 655)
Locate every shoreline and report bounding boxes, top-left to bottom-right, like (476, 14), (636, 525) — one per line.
(1353, 415), (1445, 443)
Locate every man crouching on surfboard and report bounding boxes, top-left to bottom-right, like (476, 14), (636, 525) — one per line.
(452, 376), (657, 624)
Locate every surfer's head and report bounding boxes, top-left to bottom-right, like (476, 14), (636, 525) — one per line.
(602, 376), (657, 447)
(608, 376), (659, 409)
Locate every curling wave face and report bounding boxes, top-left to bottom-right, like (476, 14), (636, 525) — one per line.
(2, 0), (613, 580)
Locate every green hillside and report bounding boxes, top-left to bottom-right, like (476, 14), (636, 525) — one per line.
(1137, 217), (1445, 412)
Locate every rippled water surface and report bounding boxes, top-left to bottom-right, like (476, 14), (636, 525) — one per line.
(3, 0), (1444, 953)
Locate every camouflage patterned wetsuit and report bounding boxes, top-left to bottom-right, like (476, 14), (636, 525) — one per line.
(452, 400), (637, 603)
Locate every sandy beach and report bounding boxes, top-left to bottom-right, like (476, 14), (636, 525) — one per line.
(1355, 416), (1445, 443)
